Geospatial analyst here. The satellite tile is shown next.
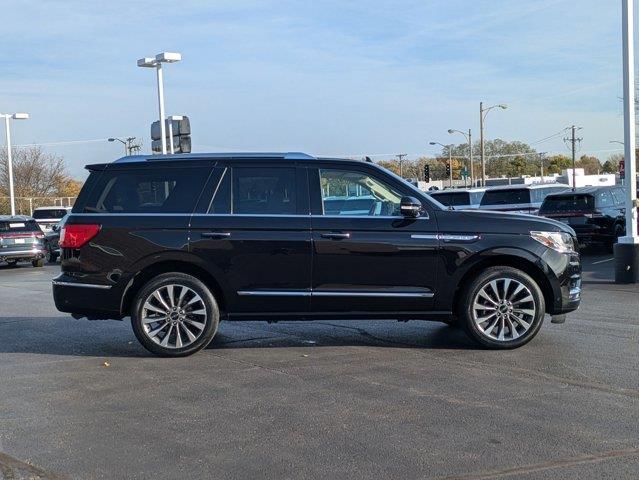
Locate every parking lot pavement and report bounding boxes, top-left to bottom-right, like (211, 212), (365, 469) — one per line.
(0, 256), (638, 480)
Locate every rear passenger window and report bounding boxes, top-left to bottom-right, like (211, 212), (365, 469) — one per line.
(232, 167), (297, 215)
(83, 167), (209, 213)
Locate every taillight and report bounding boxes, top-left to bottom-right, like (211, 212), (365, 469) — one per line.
(59, 224), (101, 249)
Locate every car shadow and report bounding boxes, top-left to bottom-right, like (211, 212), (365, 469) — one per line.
(0, 316), (476, 358)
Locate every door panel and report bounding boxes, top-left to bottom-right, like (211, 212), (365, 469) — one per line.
(308, 166), (439, 314)
(190, 164), (312, 315)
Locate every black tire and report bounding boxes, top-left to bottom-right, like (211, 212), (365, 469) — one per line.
(131, 272), (219, 357)
(45, 244), (59, 263)
(458, 266), (545, 349)
(32, 258), (44, 268)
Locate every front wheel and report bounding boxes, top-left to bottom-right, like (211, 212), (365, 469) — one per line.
(459, 266), (545, 349)
(131, 273), (220, 357)
(32, 258), (44, 268)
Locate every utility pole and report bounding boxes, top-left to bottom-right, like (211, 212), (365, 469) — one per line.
(479, 102), (485, 187)
(448, 145), (453, 187)
(468, 129), (473, 187)
(396, 153), (407, 177)
(564, 126), (582, 190)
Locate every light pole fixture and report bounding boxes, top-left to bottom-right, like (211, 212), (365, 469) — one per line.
(448, 128), (473, 186)
(1, 112), (29, 216)
(108, 137), (137, 156)
(479, 102), (507, 186)
(609, 140), (624, 146)
(166, 115), (184, 154)
(430, 141), (453, 187)
(137, 52), (182, 155)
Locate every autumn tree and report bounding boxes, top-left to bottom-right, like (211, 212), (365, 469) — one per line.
(576, 155), (601, 175)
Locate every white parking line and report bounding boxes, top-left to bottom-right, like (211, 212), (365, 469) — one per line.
(592, 257), (614, 265)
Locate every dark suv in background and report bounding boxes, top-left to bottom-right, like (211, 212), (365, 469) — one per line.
(53, 152), (582, 356)
(539, 186), (626, 251)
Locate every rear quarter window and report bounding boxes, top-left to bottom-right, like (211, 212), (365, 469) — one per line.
(481, 189), (530, 206)
(0, 220), (41, 233)
(83, 166), (210, 214)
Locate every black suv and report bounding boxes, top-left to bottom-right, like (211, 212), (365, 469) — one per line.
(539, 186), (626, 251)
(52, 153), (581, 356)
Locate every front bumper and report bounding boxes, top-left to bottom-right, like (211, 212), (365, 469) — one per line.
(549, 251), (581, 314)
(1, 247), (44, 262)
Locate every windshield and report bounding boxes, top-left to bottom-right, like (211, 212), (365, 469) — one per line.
(481, 189), (530, 206)
(540, 194), (595, 213)
(33, 208), (68, 219)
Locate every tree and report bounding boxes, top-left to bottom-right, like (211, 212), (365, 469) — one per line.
(576, 155), (601, 175)
(602, 153), (623, 174)
(545, 155), (572, 174)
(0, 147), (81, 214)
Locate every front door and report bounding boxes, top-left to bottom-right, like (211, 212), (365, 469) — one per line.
(308, 165), (439, 315)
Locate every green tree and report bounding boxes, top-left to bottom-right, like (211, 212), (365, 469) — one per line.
(576, 155), (601, 175)
(545, 155), (572, 174)
(602, 153), (623, 174)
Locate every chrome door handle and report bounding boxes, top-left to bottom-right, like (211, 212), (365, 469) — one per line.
(320, 233), (350, 240)
(201, 232), (231, 239)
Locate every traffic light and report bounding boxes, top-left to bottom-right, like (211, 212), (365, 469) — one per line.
(151, 116), (191, 154)
(423, 164), (430, 182)
(445, 163), (451, 177)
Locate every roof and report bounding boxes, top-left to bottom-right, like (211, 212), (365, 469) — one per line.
(545, 185), (622, 197)
(112, 152), (317, 164)
(430, 187), (487, 194)
(0, 215), (33, 221)
(484, 183), (569, 191)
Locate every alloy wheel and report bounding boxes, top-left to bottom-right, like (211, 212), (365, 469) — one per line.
(140, 284), (208, 349)
(471, 277), (536, 342)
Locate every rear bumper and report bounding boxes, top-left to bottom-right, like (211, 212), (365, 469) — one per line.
(1, 247), (44, 261)
(52, 274), (123, 320)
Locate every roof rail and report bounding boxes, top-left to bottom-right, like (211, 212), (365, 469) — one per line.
(112, 152), (316, 163)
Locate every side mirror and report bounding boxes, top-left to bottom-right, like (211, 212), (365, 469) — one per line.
(400, 196), (422, 218)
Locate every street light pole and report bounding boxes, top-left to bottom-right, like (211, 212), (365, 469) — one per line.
(1, 112), (29, 216)
(448, 128), (473, 186)
(479, 102), (507, 187)
(156, 62), (166, 154)
(448, 145), (453, 187)
(138, 52), (182, 156)
(615, 0), (639, 284)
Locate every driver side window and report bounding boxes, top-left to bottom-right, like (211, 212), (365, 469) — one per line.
(319, 169), (403, 216)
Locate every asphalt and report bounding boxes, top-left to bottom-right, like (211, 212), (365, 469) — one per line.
(0, 252), (638, 480)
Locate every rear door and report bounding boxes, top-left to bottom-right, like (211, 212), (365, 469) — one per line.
(190, 162), (312, 316)
(308, 163), (439, 315)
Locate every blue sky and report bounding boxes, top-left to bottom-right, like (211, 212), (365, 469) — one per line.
(0, 0), (629, 177)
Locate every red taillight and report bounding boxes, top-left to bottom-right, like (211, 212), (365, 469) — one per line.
(59, 224), (101, 249)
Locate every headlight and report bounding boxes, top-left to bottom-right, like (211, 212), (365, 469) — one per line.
(530, 231), (575, 254)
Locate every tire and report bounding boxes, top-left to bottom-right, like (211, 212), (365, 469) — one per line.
(458, 266), (545, 349)
(131, 272), (220, 357)
(45, 244), (58, 263)
(32, 258), (44, 268)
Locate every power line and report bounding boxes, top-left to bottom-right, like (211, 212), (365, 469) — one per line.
(13, 137), (140, 148)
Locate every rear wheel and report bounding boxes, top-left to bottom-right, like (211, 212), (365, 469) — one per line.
(459, 266), (545, 349)
(32, 258), (44, 268)
(45, 244), (58, 263)
(607, 224), (624, 253)
(131, 273), (220, 357)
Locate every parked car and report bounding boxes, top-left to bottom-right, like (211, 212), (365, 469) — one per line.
(479, 184), (569, 214)
(32, 206), (72, 233)
(43, 214), (68, 263)
(539, 186), (626, 251)
(0, 215), (45, 267)
(428, 188), (486, 209)
(52, 152), (581, 356)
